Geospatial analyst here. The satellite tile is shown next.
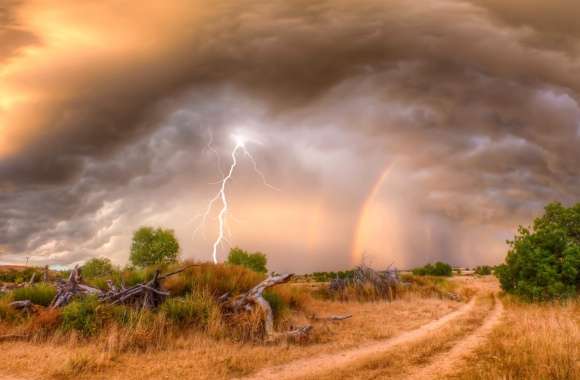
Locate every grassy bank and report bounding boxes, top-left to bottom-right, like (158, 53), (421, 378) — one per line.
(448, 296), (580, 380)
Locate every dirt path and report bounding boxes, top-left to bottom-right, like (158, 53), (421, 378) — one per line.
(403, 296), (504, 380)
(240, 297), (477, 380)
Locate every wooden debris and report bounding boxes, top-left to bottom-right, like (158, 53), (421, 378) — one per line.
(9, 300), (34, 313)
(309, 313), (352, 321)
(329, 264), (401, 301)
(286, 325), (313, 343)
(49, 266), (102, 309)
(222, 273), (313, 342)
(43, 265), (49, 282)
(100, 270), (169, 309)
(0, 334), (29, 342)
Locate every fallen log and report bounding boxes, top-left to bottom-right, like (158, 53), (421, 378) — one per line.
(222, 273), (313, 342)
(50, 266), (102, 309)
(100, 270), (169, 309)
(309, 314), (352, 321)
(0, 334), (29, 342)
(9, 300), (34, 313)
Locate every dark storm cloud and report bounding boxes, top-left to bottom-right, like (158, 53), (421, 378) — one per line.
(0, 1), (38, 64)
(3, 0), (580, 187)
(2, 0), (580, 268)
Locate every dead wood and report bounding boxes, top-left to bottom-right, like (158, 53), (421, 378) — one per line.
(329, 264), (400, 302)
(49, 265), (102, 309)
(0, 334), (29, 342)
(100, 270), (170, 309)
(309, 313), (352, 321)
(9, 300), (34, 313)
(221, 273), (312, 341)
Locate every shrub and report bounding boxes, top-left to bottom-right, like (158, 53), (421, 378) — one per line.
(263, 291), (287, 321)
(412, 262), (453, 277)
(81, 258), (115, 278)
(130, 226), (179, 267)
(227, 247), (267, 273)
(12, 284), (56, 306)
(160, 291), (220, 329)
(496, 202), (580, 301)
(162, 262), (264, 297)
(61, 296), (100, 336)
(474, 265), (493, 276)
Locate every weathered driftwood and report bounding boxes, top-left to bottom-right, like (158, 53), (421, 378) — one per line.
(222, 273), (312, 342)
(100, 270), (169, 309)
(0, 334), (29, 342)
(47, 266), (187, 309)
(27, 272), (36, 286)
(309, 313), (352, 321)
(9, 300), (34, 313)
(43, 265), (49, 282)
(50, 266), (101, 309)
(329, 264), (400, 301)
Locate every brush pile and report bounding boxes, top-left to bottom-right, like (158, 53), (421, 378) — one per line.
(329, 264), (400, 301)
(220, 273), (312, 342)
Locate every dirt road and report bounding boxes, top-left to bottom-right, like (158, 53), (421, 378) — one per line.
(403, 296), (504, 380)
(241, 297), (478, 380)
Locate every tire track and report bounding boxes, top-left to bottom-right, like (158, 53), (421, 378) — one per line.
(402, 296), (504, 380)
(239, 298), (477, 380)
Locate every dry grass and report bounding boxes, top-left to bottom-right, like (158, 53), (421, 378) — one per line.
(0, 293), (462, 380)
(297, 294), (495, 380)
(447, 296), (580, 380)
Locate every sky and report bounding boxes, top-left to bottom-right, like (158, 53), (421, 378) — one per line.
(1, 0), (580, 272)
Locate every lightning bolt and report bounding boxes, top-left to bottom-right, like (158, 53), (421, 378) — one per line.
(197, 133), (276, 263)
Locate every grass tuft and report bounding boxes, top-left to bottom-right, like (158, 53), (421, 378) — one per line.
(12, 284), (56, 306)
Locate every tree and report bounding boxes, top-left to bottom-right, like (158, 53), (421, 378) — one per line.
(81, 258), (114, 278)
(412, 261), (453, 276)
(496, 202), (580, 301)
(227, 247), (267, 273)
(130, 227), (179, 267)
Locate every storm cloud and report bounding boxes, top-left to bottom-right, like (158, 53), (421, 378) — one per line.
(1, 0), (579, 271)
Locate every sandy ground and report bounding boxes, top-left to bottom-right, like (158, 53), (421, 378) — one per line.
(240, 298), (477, 380)
(403, 296), (504, 380)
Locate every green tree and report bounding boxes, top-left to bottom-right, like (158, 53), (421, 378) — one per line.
(81, 258), (114, 278)
(412, 261), (453, 276)
(227, 247), (267, 273)
(130, 227), (179, 267)
(496, 202), (580, 301)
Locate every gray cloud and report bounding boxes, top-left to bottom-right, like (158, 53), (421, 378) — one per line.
(2, 0), (580, 270)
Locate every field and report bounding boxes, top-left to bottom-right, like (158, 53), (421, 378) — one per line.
(0, 268), (578, 380)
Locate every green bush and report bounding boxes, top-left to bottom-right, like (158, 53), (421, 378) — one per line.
(412, 262), (453, 277)
(474, 265), (493, 276)
(263, 291), (287, 321)
(0, 267), (42, 284)
(81, 258), (115, 279)
(130, 226), (179, 267)
(227, 247), (267, 273)
(160, 291), (218, 328)
(12, 284), (56, 306)
(61, 296), (100, 336)
(496, 202), (580, 301)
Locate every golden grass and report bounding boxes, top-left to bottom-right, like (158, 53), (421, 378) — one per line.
(447, 296), (580, 380)
(297, 294), (495, 380)
(0, 294), (462, 380)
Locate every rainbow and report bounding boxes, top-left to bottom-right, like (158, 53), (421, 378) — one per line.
(350, 161), (397, 265)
